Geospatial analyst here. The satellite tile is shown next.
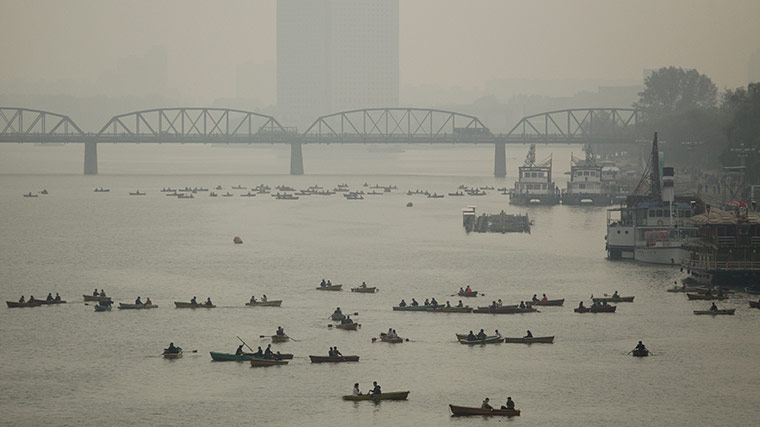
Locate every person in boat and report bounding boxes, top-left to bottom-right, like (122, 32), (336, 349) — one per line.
(524, 330), (533, 338)
(459, 287), (464, 294)
(320, 279), (326, 287)
(333, 346), (342, 356)
(333, 307), (343, 317)
(276, 326), (285, 336)
(481, 397), (493, 410)
(477, 329), (487, 340)
(191, 296), (197, 305)
(54, 293), (61, 302)
(465, 285), (472, 293)
(98, 299), (110, 307)
(264, 344), (273, 359)
(710, 302), (718, 312)
(501, 397), (515, 410)
(235, 344), (245, 356)
(370, 381), (381, 395)
(46, 293), (54, 302)
(635, 341), (647, 351)
(205, 297), (213, 306)
(519, 301), (526, 309)
(341, 315), (353, 325)
(411, 298), (419, 306)
(430, 297), (438, 307)
(145, 297), (152, 305)
(93, 289), (99, 297)
(542, 293), (548, 301)
(328, 347), (335, 357)
(253, 346), (263, 357)
(165, 342), (181, 354)
(423, 298), (429, 306)
(717, 289), (725, 297)
(100, 289), (106, 297)
(19, 296), (25, 303)
(261, 294), (267, 302)
(497, 299), (503, 307)
(490, 300), (498, 309)
(578, 301), (585, 309)
(532, 294), (539, 303)
(494, 329), (502, 338)
(467, 330), (477, 341)
(135, 296), (143, 305)
(457, 300), (464, 307)
(360, 281), (367, 288)
(445, 301), (451, 308)
(353, 383), (362, 396)
(327, 280), (332, 286)
(399, 299), (407, 307)
(612, 291), (620, 299)
(28, 295), (36, 303)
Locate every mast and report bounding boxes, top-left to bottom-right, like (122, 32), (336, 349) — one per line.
(650, 132), (661, 201)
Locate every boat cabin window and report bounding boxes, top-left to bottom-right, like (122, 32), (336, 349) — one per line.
(649, 210), (655, 218)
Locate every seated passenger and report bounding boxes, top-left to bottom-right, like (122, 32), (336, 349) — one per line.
(532, 294), (539, 302)
(399, 299), (407, 307)
(465, 285), (472, 293)
(191, 296), (197, 305)
(578, 301), (585, 309)
(360, 282), (367, 288)
(93, 289), (99, 297)
(635, 341), (646, 351)
(145, 297), (152, 305)
(497, 299), (503, 307)
(205, 297), (213, 306)
(502, 397), (515, 410)
(320, 279), (326, 287)
(459, 287), (464, 294)
(353, 383), (362, 396)
(542, 293), (548, 301)
(371, 381), (381, 395)
(250, 296), (256, 304)
(430, 298), (438, 307)
(100, 289), (106, 297)
(135, 296), (143, 305)
(477, 329), (487, 340)
(261, 295), (267, 302)
(423, 298), (429, 306)
(411, 298), (419, 306)
(253, 346), (263, 357)
(46, 293), (54, 302)
(519, 301), (526, 309)
(710, 302), (718, 311)
(481, 398), (493, 410)
(264, 345), (273, 359)
(524, 330), (533, 338)
(494, 329), (502, 338)
(445, 301), (451, 308)
(457, 300), (463, 308)
(333, 346), (342, 356)
(54, 293), (61, 302)
(276, 326), (285, 336)
(467, 330), (477, 341)
(612, 291), (620, 298)
(165, 342), (180, 354)
(19, 296), (25, 303)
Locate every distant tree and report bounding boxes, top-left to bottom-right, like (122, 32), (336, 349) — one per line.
(635, 67), (718, 116)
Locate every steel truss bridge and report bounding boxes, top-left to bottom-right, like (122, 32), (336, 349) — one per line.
(0, 106), (643, 175)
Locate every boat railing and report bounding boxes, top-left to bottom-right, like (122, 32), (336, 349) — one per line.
(682, 259), (760, 271)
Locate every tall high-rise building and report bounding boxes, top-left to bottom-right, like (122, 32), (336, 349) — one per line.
(277, 0), (399, 130)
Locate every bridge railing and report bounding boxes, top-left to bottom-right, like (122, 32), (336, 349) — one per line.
(0, 107), (85, 138)
(505, 108), (641, 140)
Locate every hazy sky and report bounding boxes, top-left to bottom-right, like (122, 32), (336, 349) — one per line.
(1, 0), (758, 104)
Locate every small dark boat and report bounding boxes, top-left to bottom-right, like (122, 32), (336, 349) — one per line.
(458, 290), (478, 297)
(574, 305), (616, 313)
(449, 404), (520, 417)
(316, 284), (342, 291)
(251, 358), (288, 367)
(162, 351), (183, 359)
(687, 293), (728, 301)
(343, 391), (409, 401)
(174, 301), (215, 308)
(6, 301), (42, 308)
(694, 309), (735, 315)
(457, 335), (504, 345)
(379, 333), (403, 343)
(749, 301), (760, 309)
(529, 298), (564, 306)
(271, 335), (289, 343)
(336, 323), (359, 331)
(592, 296), (634, 303)
(309, 355), (360, 363)
(210, 351), (292, 361)
(473, 307), (537, 314)
(351, 286), (377, 293)
(36, 299), (67, 305)
(392, 305), (431, 311)
(427, 306), (473, 313)
(504, 336), (554, 344)
(245, 300), (282, 307)
(94, 304), (111, 312)
(632, 349), (649, 357)
(83, 295), (112, 302)
(118, 303), (158, 309)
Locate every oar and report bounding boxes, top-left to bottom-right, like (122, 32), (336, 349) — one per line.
(237, 336), (256, 352)
(626, 350), (633, 355)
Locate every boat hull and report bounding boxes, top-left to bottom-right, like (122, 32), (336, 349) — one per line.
(457, 291), (478, 297)
(271, 335), (289, 343)
(504, 336), (554, 344)
(632, 349), (649, 357)
(83, 295), (112, 302)
(245, 300), (282, 307)
(473, 307), (537, 314)
(428, 307), (473, 313)
(251, 358), (288, 367)
(574, 305), (617, 313)
(210, 352), (293, 361)
(342, 391), (409, 401)
(163, 352), (183, 359)
(174, 302), (216, 308)
(351, 287), (377, 293)
(529, 299), (564, 306)
(392, 305), (431, 311)
(336, 323), (359, 330)
(6, 301), (42, 308)
(316, 285), (343, 291)
(449, 404), (520, 417)
(309, 355), (359, 363)
(686, 293), (728, 301)
(118, 303), (158, 309)
(750, 301), (760, 309)
(694, 309), (735, 315)
(592, 296), (634, 303)
(457, 335), (504, 345)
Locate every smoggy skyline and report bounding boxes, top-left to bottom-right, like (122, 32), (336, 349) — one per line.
(1, 0), (758, 106)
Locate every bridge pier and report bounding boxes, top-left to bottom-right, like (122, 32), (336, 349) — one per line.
(290, 142), (304, 175)
(494, 142), (506, 177)
(84, 141), (98, 175)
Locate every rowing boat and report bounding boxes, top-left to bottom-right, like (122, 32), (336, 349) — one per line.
(449, 404), (520, 417)
(163, 352), (183, 359)
(392, 305), (432, 311)
(574, 305), (616, 313)
(336, 322), (359, 330)
(458, 290), (478, 297)
(245, 300), (282, 307)
(83, 295), (112, 302)
(210, 351), (293, 361)
(750, 301), (760, 309)
(592, 296), (634, 303)
(694, 309), (735, 315)
(379, 334), (403, 343)
(473, 307), (537, 314)
(427, 306), (473, 313)
(309, 355), (360, 363)
(686, 293), (728, 301)
(632, 349), (649, 357)
(118, 303), (158, 309)
(94, 304), (111, 312)
(351, 287), (377, 293)
(37, 300), (67, 305)
(342, 391), (409, 401)
(316, 285), (343, 291)
(331, 313), (346, 321)
(174, 301), (216, 308)
(251, 358), (288, 367)
(528, 299), (564, 306)
(6, 301), (42, 308)
(456, 335), (504, 345)
(504, 336), (554, 344)
(667, 286), (702, 293)
(271, 335), (289, 343)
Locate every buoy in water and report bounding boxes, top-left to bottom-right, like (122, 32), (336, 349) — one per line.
(233, 236), (243, 244)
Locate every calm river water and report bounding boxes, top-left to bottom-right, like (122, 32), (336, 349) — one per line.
(1, 144), (758, 426)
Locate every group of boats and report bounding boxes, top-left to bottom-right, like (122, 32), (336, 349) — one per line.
(22, 189), (48, 197)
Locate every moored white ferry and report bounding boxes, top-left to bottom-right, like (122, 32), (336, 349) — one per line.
(562, 148), (612, 206)
(509, 144), (560, 206)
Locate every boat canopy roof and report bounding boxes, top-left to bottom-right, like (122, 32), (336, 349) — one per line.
(691, 209), (760, 225)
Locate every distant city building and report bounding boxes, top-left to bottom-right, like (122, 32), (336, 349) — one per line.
(749, 49), (760, 84)
(277, 0), (399, 130)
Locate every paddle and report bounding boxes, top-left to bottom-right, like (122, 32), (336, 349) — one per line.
(237, 336), (255, 352)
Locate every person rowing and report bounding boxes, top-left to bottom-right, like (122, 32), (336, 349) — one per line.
(370, 381), (381, 395)
(191, 296), (197, 305)
(490, 300), (498, 309)
(710, 302), (718, 312)
(92, 289), (99, 297)
(320, 279), (326, 287)
(459, 287), (464, 294)
(578, 301), (585, 309)
(135, 296), (143, 305)
(261, 294), (267, 302)
(235, 344), (245, 356)
(519, 301), (526, 309)
(612, 291), (620, 299)
(341, 315), (353, 325)
(276, 326), (286, 336)
(333, 307), (343, 317)
(496, 299), (503, 307)
(360, 281), (367, 288)
(423, 298), (429, 306)
(430, 297), (438, 307)
(476, 329), (487, 340)
(18, 296), (25, 303)
(253, 346), (263, 357)
(164, 342), (181, 354)
(250, 295), (256, 304)
(531, 294), (539, 303)
(264, 344), (273, 359)
(100, 289), (106, 297)
(445, 301), (451, 308)
(54, 293), (61, 302)
(456, 300), (463, 307)
(635, 341), (647, 351)
(494, 329), (502, 338)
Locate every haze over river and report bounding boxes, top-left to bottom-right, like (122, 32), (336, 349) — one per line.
(1, 144), (758, 426)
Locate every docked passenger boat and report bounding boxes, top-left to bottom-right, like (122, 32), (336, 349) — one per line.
(449, 404), (520, 417)
(528, 298), (564, 306)
(455, 335), (504, 345)
(271, 335), (289, 343)
(392, 305), (431, 311)
(574, 305), (616, 313)
(309, 355), (359, 363)
(118, 303), (158, 309)
(457, 290), (478, 297)
(351, 286), (377, 293)
(83, 295), (112, 302)
(174, 301), (216, 308)
(592, 296), (634, 303)
(504, 336), (554, 344)
(251, 358), (288, 367)
(427, 306), (473, 313)
(686, 293), (728, 301)
(245, 300), (282, 307)
(605, 134), (699, 264)
(342, 391), (409, 401)
(632, 349), (649, 357)
(210, 352), (292, 361)
(316, 284), (342, 291)
(509, 144), (560, 206)
(473, 307), (537, 314)
(562, 147), (613, 206)
(6, 301), (42, 308)
(336, 323), (359, 331)
(693, 309), (735, 315)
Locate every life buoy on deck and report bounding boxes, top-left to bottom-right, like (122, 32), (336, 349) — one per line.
(657, 220), (664, 226)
